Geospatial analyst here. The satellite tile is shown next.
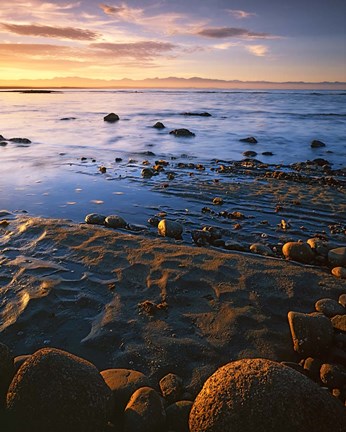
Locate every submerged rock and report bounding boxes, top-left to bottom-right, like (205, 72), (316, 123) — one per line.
(152, 122), (165, 129)
(169, 128), (195, 137)
(189, 358), (346, 432)
(141, 167), (156, 178)
(104, 113), (120, 122)
(311, 139), (326, 148)
(239, 136), (257, 143)
(180, 112), (211, 117)
(243, 150), (257, 157)
(6, 348), (113, 432)
(158, 219), (183, 239)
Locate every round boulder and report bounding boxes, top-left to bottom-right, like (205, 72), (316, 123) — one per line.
(159, 373), (183, 404)
(152, 122), (165, 129)
(105, 215), (127, 229)
(104, 113), (119, 122)
(158, 219), (183, 239)
(315, 298), (345, 317)
(85, 213), (106, 225)
(311, 139), (326, 148)
(189, 358), (346, 432)
(6, 348), (113, 432)
(282, 241), (314, 264)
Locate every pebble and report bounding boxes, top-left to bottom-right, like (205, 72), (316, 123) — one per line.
(328, 247), (346, 267)
(158, 219), (183, 239)
(9, 137), (31, 144)
(239, 136), (257, 143)
(104, 113), (119, 122)
(315, 298), (345, 317)
(332, 267), (346, 279)
(287, 311), (334, 356)
(282, 241), (314, 264)
(105, 215), (127, 229)
(250, 243), (274, 257)
(311, 139), (326, 148)
(169, 128), (195, 137)
(152, 122), (165, 129)
(331, 315), (346, 332)
(85, 213), (106, 225)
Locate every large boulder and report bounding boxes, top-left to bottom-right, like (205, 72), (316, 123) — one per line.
(6, 348), (113, 432)
(189, 358), (346, 432)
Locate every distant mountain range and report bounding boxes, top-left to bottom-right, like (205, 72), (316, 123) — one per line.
(0, 76), (345, 89)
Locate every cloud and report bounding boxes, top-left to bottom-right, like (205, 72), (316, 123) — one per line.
(99, 3), (144, 21)
(196, 27), (275, 39)
(246, 44), (268, 57)
(90, 41), (177, 59)
(227, 9), (255, 19)
(1, 23), (100, 40)
(0, 1), (81, 21)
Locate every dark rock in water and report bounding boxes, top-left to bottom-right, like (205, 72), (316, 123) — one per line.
(158, 219), (183, 239)
(315, 298), (345, 318)
(311, 139), (326, 148)
(105, 215), (127, 229)
(189, 358), (346, 432)
(6, 348), (113, 432)
(9, 137), (31, 144)
(166, 400), (193, 432)
(104, 113), (120, 122)
(288, 311), (334, 356)
(153, 122), (165, 129)
(0, 141), (7, 146)
(180, 112), (211, 117)
(243, 150), (257, 157)
(192, 230), (211, 246)
(60, 117), (76, 121)
(99, 166), (107, 173)
(148, 216), (160, 227)
(312, 158), (331, 166)
(115, 157), (123, 162)
(0, 135), (5, 140)
(141, 167), (156, 178)
(159, 373), (184, 404)
(262, 151), (274, 156)
(169, 128), (195, 137)
(239, 136), (257, 143)
(0, 343), (14, 407)
(100, 369), (150, 416)
(124, 386), (166, 432)
(85, 213), (106, 225)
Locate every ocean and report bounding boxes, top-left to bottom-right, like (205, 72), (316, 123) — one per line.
(0, 89), (345, 225)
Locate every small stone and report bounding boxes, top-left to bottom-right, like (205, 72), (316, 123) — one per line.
(332, 267), (346, 279)
(320, 364), (346, 389)
(99, 166), (107, 173)
(100, 369), (150, 416)
(287, 311), (334, 356)
(339, 294), (346, 308)
(123, 386), (166, 432)
(328, 247), (346, 267)
(104, 113), (119, 122)
(311, 139), (326, 148)
(239, 136), (257, 143)
(105, 215), (127, 229)
(141, 168), (155, 178)
(85, 213), (106, 225)
(212, 197), (223, 205)
(243, 150), (257, 157)
(158, 219), (183, 239)
(331, 315), (346, 332)
(315, 298), (345, 317)
(153, 122), (165, 129)
(159, 373), (184, 404)
(282, 241), (314, 264)
(166, 400), (193, 432)
(307, 238), (329, 257)
(250, 243), (274, 257)
(169, 129), (195, 137)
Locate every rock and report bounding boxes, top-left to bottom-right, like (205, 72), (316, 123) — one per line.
(0, 141), (7, 146)
(166, 400), (193, 432)
(115, 157), (123, 162)
(60, 117), (76, 121)
(192, 230), (211, 246)
(159, 373), (183, 404)
(9, 137), (31, 144)
(224, 240), (247, 252)
(307, 238), (329, 257)
(311, 139), (326, 148)
(100, 369), (150, 415)
(180, 112), (211, 117)
(339, 294), (346, 308)
(169, 128), (195, 137)
(315, 298), (345, 317)
(303, 357), (323, 382)
(249, 243), (274, 257)
(239, 136), (257, 143)
(6, 348), (113, 432)
(320, 364), (346, 389)
(0, 134), (5, 140)
(329, 247), (346, 267)
(152, 122), (165, 129)
(262, 151), (274, 156)
(13, 355), (31, 373)
(85, 213), (106, 225)
(104, 113), (119, 122)
(105, 215), (127, 229)
(287, 311), (334, 356)
(212, 197), (223, 205)
(243, 150), (257, 157)
(189, 358), (346, 432)
(282, 241), (314, 264)
(141, 168), (155, 178)
(331, 315), (346, 332)
(0, 343), (14, 406)
(99, 166), (107, 173)
(158, 219), (183, 239)
(123, 386), (166, 432)
(332, 267), (346, 279)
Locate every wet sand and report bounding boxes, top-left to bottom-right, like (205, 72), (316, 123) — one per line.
(0, 213), (345, 395)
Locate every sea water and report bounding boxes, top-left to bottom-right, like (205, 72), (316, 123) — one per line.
(0, 89), (345, 222)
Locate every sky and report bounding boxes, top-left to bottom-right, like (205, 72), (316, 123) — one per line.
(0, 0), (345, 84)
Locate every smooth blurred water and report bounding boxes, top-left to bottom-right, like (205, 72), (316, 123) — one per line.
(0, 88), (345, 221)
